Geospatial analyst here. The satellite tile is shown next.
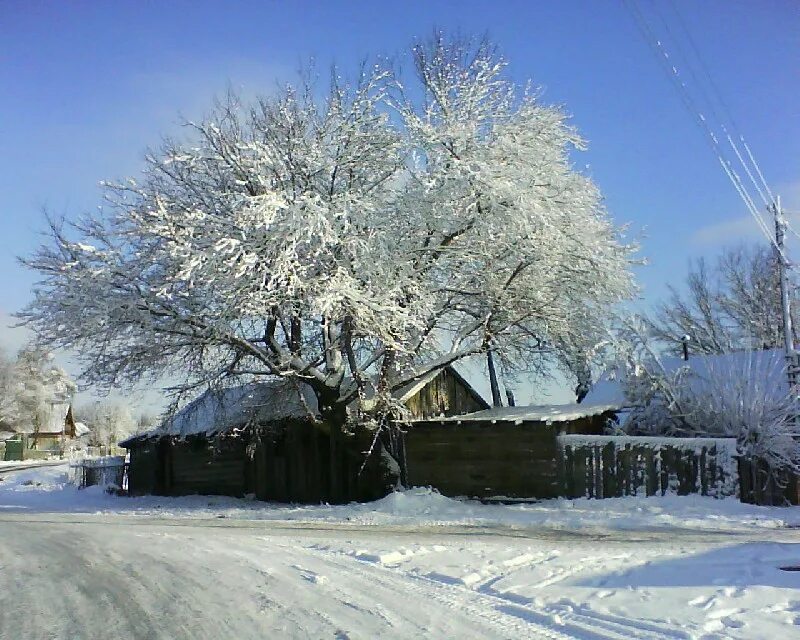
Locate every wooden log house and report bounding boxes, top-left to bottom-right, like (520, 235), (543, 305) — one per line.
(121, 365), (490, 503)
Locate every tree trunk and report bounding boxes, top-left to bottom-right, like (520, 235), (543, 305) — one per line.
(318, 394), (348, 503)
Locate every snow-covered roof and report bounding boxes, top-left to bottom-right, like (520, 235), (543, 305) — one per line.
(10, 401), (72, 435)
(414, 402), (621, 425)
(128, 379), (320, 443)
(125, 364), (488, 445)
(584, 348), (792, 408)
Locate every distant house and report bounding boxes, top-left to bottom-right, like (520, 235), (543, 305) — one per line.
(25, 402), (79, 450)
(1, 402), (81, 461)
(121, 365), (489, 502)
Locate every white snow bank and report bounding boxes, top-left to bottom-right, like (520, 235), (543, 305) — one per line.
(1, 465), (797, 532)
(0, 459), (63, 470)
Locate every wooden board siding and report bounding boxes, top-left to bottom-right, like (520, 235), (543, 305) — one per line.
(403, 422), (563, 499)
(127, 442), (159, 496)
(401, 413), (613, 500)
(555, 415), (609, 436)
(404, 368), (488, 419)
(251, 421), (393, 504)
(124, 421), (397, 503)
(169, 438), (247, 497)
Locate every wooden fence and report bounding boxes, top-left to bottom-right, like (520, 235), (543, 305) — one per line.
(2, 439), (60, 462)
(69, 456), (126, 489)
(739, 457), (800, 506)
(558, 435), (739, 499)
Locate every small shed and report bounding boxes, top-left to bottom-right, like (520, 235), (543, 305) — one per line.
(403, 402), (621, 499)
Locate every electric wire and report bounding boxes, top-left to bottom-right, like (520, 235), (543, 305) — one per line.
(622, 0), (785, 260)
(665, 0), (776, 205)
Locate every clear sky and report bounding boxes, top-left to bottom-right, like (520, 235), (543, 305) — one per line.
(0, 0), (798, 407)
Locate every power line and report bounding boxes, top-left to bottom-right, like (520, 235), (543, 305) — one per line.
(783, 216), (800, 245)
(664, 0), (776, 205)
(622, 0), (785, 260)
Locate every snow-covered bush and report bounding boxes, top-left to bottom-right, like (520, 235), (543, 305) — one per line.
(615, 321), (800, 473)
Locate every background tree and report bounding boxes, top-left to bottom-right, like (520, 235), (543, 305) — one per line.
(0, 349), (15, 432)
(20, 35), (635, 494)
(0, 346), (75, 434)
(75, 401), (137, 447)
(649, 244), (797, 355)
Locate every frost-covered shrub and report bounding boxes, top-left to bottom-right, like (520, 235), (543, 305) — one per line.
(616, 326), (800, 473)
(74, 401), (137, 447)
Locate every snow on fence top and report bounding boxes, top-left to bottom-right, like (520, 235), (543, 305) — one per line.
(415, 402), (621, 425)
(558, 433), (739, 455)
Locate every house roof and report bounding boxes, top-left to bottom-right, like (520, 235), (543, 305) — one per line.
(584, 348), (791, 407)
(7, 401), (73, 436)
(122, 364), (488, 445)
(413, 401), (621, 425)
(124, 379), (320, 444)
(74, 422), (90, 437)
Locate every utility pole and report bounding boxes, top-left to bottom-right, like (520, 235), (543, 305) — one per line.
(772, 198), (798, 394)
(486, 348), (503, 408)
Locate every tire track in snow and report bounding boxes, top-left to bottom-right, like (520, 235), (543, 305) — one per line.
(297, 541), (690, 640)
(275, 539), (578, 640)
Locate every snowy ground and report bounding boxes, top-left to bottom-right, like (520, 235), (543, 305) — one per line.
(0, 458), (63, 470)
(1, 465), (799, 639)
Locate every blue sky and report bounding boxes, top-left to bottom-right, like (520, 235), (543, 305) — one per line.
(0, 0), (797, 405)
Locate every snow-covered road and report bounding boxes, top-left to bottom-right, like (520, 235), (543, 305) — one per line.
(0, 513), (797, 640)
(1, 465), (799, 639)
(1, 515), (557, 639)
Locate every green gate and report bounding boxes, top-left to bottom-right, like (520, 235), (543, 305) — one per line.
(4, 439), (24, 461)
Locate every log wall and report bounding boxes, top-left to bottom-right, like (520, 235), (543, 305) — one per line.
(125, 421), (396, 503)
(404, 368), (488, 419)
(403, 422), (563, 499)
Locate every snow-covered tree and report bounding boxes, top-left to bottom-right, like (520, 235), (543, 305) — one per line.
(20, 35), (635, 493)
(0, 349), (15, 432)
(0, 346), (76, 434)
